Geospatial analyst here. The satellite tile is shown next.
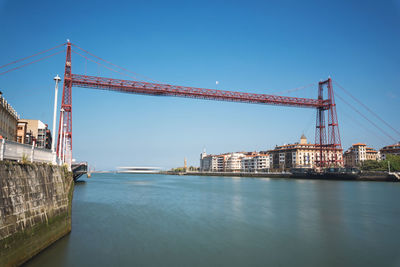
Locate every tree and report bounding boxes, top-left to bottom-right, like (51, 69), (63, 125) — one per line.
(360, 155), (400, 172)
(386, 154), (400, 172)
(361, 160), (386, 171)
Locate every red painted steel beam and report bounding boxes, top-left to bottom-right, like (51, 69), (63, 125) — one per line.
(71, 74), (326, 109)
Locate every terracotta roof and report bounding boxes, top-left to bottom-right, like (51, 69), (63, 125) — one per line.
(352, 143), (366, 146)
(381, 142), (400, 149)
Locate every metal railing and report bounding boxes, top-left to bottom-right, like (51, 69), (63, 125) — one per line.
(389, 172), (400, 180)
(0, 139), (55, 164)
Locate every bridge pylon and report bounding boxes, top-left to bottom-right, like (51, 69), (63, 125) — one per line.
(315, 78), (343, 168)
(56, 41), (73, 168)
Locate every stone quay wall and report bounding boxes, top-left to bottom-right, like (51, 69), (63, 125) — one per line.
(0, 162), (74, 267)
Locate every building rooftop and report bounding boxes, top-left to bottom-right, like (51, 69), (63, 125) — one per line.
(352, 143), (366, 146)
(0, 95), (19, 120)
(203, 151), (270, 158)
(381, 142), (400, 150)
(366, 147), (377, 153)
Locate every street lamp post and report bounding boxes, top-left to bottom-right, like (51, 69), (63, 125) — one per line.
(52, 75), (61, 152)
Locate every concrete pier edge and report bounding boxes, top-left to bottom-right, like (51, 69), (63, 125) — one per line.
(162, 171), (399, 182)
(0, 162), (74, 267)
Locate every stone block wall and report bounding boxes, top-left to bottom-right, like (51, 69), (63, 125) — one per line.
(0, 162), (74, 267)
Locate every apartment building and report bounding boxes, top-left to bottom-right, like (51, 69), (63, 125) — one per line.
(225, 153), (245, 172)
(366, 147), (380, 161)
(343, 143), (379, 167)
(241, 154), (270, 172)
(200, 151), (226, 172)
(268, 134), (343, 171)
(380, 142), (400, 160)
(200, 151), (270, 172)
(17, 119), (52, 149)
(0, 92), (19, 141)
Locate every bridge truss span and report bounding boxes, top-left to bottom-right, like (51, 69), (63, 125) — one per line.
(71, 74), (325, 109)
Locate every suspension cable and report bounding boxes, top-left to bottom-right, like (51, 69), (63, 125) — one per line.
(301, 112), (316, 138)
(0, 50), (65, 76)
(334, 80), (400, 138)
(339, 106), (390, 145)
(0, 43), (66, 70)
(71, 50), (141, 81)
(71, 43), (162, 84)
(335, 92), (397, 142)
(271, 83), (316, 96)
(71, 43), (320, 96)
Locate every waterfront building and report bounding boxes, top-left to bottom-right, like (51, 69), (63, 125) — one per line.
(380, 142), (400, 160)
(255, 154), (270, 170)
(200, 150), (209, 171)
(241, 156), (254, 171)
(199, 152), (229, 172)
(241, 153), (270, 172)
(200, 151), (270, 172)
(17, 119), (52, 149)
(200, 151), (226, 172)
(343, 143), (379, 167)
(224, 152), (245, 172)
(0, 92), (19, 141)
(200, 134), (345, 173)
(267, 134), (343, 171)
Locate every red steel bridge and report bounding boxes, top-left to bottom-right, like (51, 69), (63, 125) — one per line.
(1, 41), (349, 168)
(57, 41), (342, 168)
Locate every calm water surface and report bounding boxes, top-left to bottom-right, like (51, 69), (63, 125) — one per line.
(25, 174), (400, 267)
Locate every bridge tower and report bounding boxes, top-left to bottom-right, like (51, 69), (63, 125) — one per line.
(315, 78), (342, 168)
(56, 41), (73, 167)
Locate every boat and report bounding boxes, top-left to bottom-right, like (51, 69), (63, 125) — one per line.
(116, 166), (161, 174)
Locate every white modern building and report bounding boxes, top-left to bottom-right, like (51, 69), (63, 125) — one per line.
(241, 154), (270, 172)
(225, 153), (245, 172)
(200, 150), (270, 172)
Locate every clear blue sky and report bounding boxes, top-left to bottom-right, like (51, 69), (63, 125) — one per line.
(1, 0), (399, 170)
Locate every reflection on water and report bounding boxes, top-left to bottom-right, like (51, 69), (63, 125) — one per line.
(25, 174), (400, 267)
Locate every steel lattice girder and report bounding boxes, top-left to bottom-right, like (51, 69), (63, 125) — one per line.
(71, 74), (327, 109)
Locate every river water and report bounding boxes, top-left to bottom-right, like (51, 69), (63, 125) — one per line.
(24, 174), (400, 267)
